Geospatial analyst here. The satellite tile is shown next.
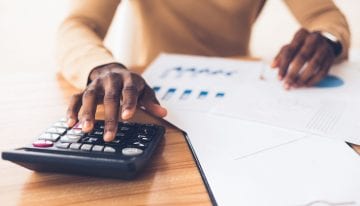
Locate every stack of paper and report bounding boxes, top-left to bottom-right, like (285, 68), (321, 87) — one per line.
(142, 53), (360, 206)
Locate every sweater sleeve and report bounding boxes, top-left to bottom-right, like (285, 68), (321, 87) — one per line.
(56, 0), (121, 90)
(283, 0), (350, 62)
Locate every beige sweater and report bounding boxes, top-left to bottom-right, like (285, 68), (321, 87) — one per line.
(57, 0), (350, 90)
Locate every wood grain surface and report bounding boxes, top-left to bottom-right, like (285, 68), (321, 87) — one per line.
(0, 66), (211, 206)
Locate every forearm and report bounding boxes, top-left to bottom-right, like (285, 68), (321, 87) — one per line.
(56, 0), (121, 90)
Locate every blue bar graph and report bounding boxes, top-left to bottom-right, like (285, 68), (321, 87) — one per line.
(152, 86), (161, 93)
(180, 89), (192, 100)
(162, 88), (176, 100)
(154, 86), (225, 101)
(198, 91), (208, 99)
(160, 66), (237, 79)
(215, 92), (225, 98)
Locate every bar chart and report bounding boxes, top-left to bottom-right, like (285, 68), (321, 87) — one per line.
(153, 86), (226, 101)
(160, 66), (237, 79)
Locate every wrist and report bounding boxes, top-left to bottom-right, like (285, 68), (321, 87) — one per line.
(89, 62), (127, 82)
(320, 32), (342, 57)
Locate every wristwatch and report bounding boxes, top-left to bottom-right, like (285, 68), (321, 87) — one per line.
(320, 31), (342, 57)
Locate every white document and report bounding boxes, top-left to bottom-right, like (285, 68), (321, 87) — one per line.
(143, 54), (303, 158)
(350, 48), (360, 63)
(177, 110), (305, 160)
(144, 53), (360, 144)
(212, 61), (360, 144)
(181, 112), (360, 206)
(142, 53), (360, 205)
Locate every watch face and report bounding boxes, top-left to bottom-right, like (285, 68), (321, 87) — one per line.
(320, 32), (339, 43)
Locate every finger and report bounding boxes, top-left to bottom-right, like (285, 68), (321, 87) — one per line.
(295, 46), (328, 87)
(121, 74), (143, 120)
(80, 84), (99, 133)
(271, 52), (281, 69)
(272, 29), (309, 69)
(277, 45), (297, 81)
(103, 74), (121, 142)
(66, 93), (82, 127)
(283, 33), (319, 89)
(306, 56), (333, 87)
(139, 85), (167, 117)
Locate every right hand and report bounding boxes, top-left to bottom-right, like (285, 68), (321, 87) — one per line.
(66, 63), (167, 142)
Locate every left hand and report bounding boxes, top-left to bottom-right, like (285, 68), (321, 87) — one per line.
(271, 28), (336, 90)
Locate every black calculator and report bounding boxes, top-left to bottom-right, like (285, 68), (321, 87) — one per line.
(1, 118), (165, 179)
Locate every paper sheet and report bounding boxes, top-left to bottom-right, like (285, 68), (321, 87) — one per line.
(142, 53), (360, 205)
(211, 61), (360, 144)
(144, 54), (360, 144)
(181, 112), (360, 206)
(143, 54), (304, 158)
(178, 110), (305, 160)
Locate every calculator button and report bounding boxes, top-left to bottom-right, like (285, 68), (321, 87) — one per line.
(104, 139), (122, 146)
(92, 145), (104, 152)
(132, 141), (147, 148)
(110, 139), (121, 144)
(137, 134), (151, 142)
(46, 127), (66, 135)
(60, 135), (81, 143)
(139, 127), (155, 135)
(80, 144), (92, 151)
(104, 139), (122, 147)
(55, 142), (70, 149)
(81, 136), (99, 144)
(38, 133), (60, 141)
(115, 132), (125, 138)
(90, 130), (103, 136)
(119, 126), (130, 131)
(69, 143), (82, 150)
(103, 146), (116, 153)
(33, 140), (53, 148)
(140, 137), (151, 142)
(53, 121), (69, 129)
(95, 121), (104, 128)
(122, 148), (143, 156)
(66, 129), (85, 136)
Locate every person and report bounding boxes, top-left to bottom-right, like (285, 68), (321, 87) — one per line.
(57, 0), (350, 142)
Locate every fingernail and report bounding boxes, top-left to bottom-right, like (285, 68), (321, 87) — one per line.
(83, 120), (92, 131)
(284, 83), (290, 90)
(152, 104), (167, 117)
(271, 61), (277, 68)
(159, 107), (167, 117)
(104, 131), (114, 142)
(278, 75), (283, 80)
(122, 109), (131, 120)
(67, 118), (76, 127)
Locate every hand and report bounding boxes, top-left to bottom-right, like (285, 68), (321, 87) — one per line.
(66, 63), (167, 142)
(271, 29), (336, 90)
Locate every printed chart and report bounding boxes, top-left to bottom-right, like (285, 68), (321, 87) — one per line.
(160, 66), (237, 79)
(153, 86), (225, 101)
